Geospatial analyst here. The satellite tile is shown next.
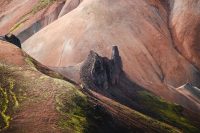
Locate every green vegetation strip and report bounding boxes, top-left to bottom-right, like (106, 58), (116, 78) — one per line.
(0, 87), (10, 130)
(55, 82), (113, 133)
(0, 65), (20, 131)
(95, 90), (181, 133)
(137, 91), (200, 133)
(0, 80), (19, 131)
(56, 85), (89, 133)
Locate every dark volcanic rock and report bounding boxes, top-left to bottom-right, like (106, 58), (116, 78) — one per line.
(80, 46), (122, 90)
(110, 46), (122, 85)
(0, 34), (21, 48)
(184, 83), (194, 90)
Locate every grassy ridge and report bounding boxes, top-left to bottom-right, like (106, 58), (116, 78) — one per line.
(90, 90), (181, 133)
(56, 83), (182, 133)
(56, 86), (88, 132)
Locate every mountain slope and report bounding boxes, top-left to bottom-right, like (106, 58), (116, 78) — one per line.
(0, 0), (82, 42)
(22, 0), (200, 113)
(0, 41), (188, 132)
(1, 0), (200, 132)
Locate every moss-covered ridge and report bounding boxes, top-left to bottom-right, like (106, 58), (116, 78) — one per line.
(88, 89), (182, 133)
(55, 81), (182, 133)
(56, 86), (125, 133)
(136, 90), (199, 133)
(0, 57), (72, 132)
(56, 84), (88, 132)
(0, 59), (129, 132)
(94, 73), (200, 133)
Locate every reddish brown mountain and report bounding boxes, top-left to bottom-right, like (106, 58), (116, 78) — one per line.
(0, 41), (186, 133)
(1, 0), (200, 132)
(0, 0), (82, 42)
(22, 0), (200, 113)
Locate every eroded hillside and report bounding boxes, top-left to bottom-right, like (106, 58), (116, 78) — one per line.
(0, 41), (191, 133)
(1, 0), (200, 132)
(0, 0), (82, 42)
(22, 0), (200, 113)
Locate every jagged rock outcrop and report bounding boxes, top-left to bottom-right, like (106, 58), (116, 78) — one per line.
(80, 46), (122, 90)
(0, 34), (21, 48)
(110, 46), (123, 85)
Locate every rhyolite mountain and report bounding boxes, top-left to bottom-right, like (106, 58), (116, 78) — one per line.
(0, 0), (82, 42)
(0, 40), (190, 133)
(22, 0), (200, 112)
(1, 0), (200, 133)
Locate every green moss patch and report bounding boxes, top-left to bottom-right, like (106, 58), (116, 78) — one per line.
(0, 87), (10, 130)
(56, 93), (88, 132)
(0, 65), (20, 131)
(56, 84), (124, 133)
(136, 91), (200, 133)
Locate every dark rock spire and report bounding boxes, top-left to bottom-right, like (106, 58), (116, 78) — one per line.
(80, 46), (122, 90)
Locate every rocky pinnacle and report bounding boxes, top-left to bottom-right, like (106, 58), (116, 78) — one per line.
(80, 46), (122, 90)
